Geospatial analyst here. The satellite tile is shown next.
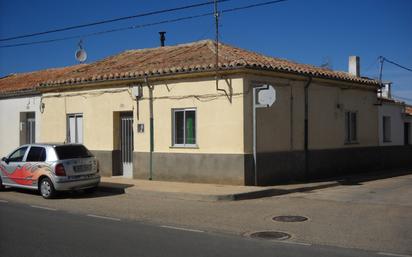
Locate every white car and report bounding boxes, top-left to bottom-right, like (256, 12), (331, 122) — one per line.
(0, 143), (100, 199)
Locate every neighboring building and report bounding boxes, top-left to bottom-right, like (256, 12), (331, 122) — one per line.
(404, 106), (412, 145)
(0, 66), (82, 157)
(0, 89), (40, 158)
(378, 83), (412, 146)
(378, 97), (406, 146)
(1, 40), (411, 185)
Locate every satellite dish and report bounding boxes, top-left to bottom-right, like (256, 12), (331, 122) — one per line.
(75, 49), (87, 63)
(75, 40), (87, 63)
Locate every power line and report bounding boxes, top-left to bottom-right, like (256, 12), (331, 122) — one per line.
(0, 0), (287, 49)
(0, 0), (230, 42)
(0, 13), (214, 48)
(222, 0), (287, 14)
(379, 56), (412, 73)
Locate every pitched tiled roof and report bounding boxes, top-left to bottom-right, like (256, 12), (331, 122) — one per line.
(0, 65), (84, 94)
(0, 40), (379, 95)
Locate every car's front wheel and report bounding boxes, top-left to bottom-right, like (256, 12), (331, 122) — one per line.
(39, 177), (56, 199)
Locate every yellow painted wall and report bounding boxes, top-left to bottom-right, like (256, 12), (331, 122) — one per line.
(40, 88), (134, 151)
(135, 76), (245, 154)
(40, 76), (245, 154)
(309, 83), (378, 149)
(40, 73), (378, 155)
(243, 74), (379, 153)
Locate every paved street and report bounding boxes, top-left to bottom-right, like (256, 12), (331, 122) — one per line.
(0, 201), (387, 257)
(1, 171), (412, 256)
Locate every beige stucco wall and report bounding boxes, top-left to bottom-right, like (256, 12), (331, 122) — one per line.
(135, 76), (244, 154)
(40, 73), (379, 157)
(243, 74), (379, 153)
(309, 83), (378, 149)
(40, 76), (245, 154)
(40, 88), (134, 151)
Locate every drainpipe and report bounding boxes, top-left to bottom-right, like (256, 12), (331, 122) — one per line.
(253, 84), (269, 186)
(304, 77), (312, 180)
(145, 76), (154, 180)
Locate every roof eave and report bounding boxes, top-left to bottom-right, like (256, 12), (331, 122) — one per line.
(38, 65), (379, 92)
(0, 89), (39, 99)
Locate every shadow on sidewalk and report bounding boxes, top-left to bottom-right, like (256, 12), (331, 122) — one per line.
(237, 169), (412, 200)
(313, 169), (412, 187)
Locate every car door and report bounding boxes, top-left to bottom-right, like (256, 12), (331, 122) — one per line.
(25, 146), (48, 187)
(2, 146), (29, 186)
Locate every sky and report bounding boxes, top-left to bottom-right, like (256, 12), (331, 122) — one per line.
(0, 0), (411, 103)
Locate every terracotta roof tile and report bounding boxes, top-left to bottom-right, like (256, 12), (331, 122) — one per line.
(0, 64), (84, 94)
(0, 40), (379, 95)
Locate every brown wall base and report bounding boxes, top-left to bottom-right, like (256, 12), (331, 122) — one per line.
(250, 145), (412, 186)
(133, 152), (245, 185)
(90, 150), (121, 177)
(92, 146), (412, 186)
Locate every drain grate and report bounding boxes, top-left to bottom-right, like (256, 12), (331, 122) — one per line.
(249, 231), (291, 240)
(272, 215), (308, 222)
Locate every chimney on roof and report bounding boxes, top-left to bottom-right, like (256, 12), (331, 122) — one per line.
(381, 82), (392, 99)
(348, 56), (360, 77)
(159, 31), (166, 47)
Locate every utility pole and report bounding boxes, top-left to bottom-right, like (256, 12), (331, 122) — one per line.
(214, 0), (220, 90)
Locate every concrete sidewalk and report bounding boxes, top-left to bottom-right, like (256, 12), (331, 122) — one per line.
(98, 177), (341, 201)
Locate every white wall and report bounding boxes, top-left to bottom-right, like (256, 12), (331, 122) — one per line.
(0, 95), (41, 157)
(405, 115), (412, 145)
(378, 103), (404, 146)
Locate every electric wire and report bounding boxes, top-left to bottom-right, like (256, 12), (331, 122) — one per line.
(0, 0), (287, 48)
(0, 0), (230, 42)
(379, 56), (412, 73)
(0, 13), (213, 48)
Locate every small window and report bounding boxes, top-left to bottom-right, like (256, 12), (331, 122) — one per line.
(26, 146), (46, 162)
(67, 114), (83, 143)
(345, 111), (358, 143)
(172, 108), (196, 147)
(383, 116), (391, 142)
(8, 147), (28, 162)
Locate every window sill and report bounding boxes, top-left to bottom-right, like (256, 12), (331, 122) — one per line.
(344, 141), (359, 145)
(170, 145), (199, 149)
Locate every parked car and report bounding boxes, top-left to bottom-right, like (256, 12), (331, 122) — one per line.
(0, 143), (100, 199)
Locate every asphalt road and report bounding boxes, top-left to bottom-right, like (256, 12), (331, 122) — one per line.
(0, 201), (383, 257)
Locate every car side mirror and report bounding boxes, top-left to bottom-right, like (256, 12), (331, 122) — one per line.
(1, 157), (8, 164)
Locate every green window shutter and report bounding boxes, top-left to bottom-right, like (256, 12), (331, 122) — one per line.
(186, 115), (194, 144)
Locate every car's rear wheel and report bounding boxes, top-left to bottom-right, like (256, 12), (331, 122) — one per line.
(39, 177), (56, 199)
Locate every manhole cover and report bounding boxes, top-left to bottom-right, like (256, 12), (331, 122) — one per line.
(249, 231), (291, 240)
(272, 215), (308, 222)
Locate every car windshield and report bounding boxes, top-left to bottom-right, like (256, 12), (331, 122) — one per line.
(54, 145), (93, 160)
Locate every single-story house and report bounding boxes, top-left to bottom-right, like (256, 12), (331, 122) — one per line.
(1, 40), (411, 185)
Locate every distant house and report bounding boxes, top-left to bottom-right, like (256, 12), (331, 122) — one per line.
(1, 40), (411, 185)
(403, 105), (412, 145)
(378, 83), (412, 146)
